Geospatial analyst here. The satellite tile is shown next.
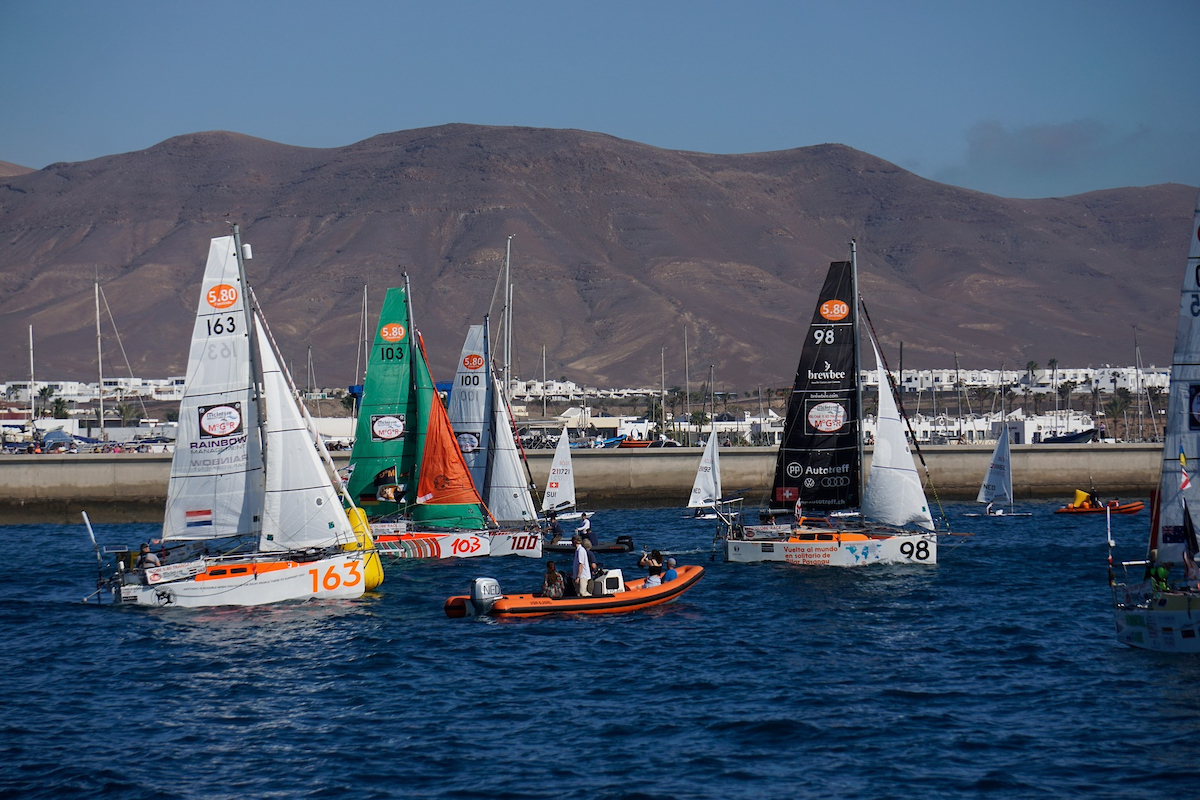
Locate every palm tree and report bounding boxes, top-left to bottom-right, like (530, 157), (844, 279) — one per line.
(1024, 361), (1038, 413)
(51, 398), (68, 419)
(37, 386), (55, 417)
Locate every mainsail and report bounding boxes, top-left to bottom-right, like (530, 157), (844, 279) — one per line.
(1150, 189), (1200, 562)
(163, 236), (263, 541)
(977, 423), (1014, 508)
(861, 336), (933, 530)
(542, 427), (576, 513)
(688, 434), (722, 508)
(447, 324), (489, 492)
(770, 260), (860, 512)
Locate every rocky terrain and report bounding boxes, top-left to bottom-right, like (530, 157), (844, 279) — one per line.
(0, 124), (1193, 390)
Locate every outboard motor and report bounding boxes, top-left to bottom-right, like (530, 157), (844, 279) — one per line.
(616, 535), (635, 552)
(469, 577), (502, 616)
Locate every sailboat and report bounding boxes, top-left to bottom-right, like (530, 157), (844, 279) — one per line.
(347, 280), (520, 560)
(93, 229), (383, 607)
(685, 433), (722, 520)
(446, 321), (542, 557)
(723, 243), (938, 566)
(541, 426), (580, 520)
(1111, 188), (1200, 652)
(967, 423), (1031, 517)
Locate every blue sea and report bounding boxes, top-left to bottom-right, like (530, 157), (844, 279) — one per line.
(2, 502), (1197, 799)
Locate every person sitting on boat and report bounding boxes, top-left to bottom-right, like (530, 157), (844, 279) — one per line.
(572, 535), (592, 597)
(576, 513), (597, 548)
(661, 557), (678, 583)
(541, 560), (565, 600)
(135, 542), (160, 571)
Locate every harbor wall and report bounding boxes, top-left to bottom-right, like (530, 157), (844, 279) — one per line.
(0, 443), (1161, 523)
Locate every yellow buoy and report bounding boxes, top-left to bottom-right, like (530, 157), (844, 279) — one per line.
(345, 506), (385, 591)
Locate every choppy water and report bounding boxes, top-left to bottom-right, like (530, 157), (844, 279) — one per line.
(2, 502), (1198, 799)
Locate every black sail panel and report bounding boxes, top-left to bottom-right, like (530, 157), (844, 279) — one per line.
(770, 261), (860, 513)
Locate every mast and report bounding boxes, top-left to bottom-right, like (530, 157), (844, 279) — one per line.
(955, 352), (962, 441)
(660, 346), (667, 437)
(503, 235), (513, 401)
(541, 343), (547, 419)
(28, 325), (34, 427)
(95, 280), (104, 438)
(230, 223), (265, 476)
(850, 240), (864, 508)
(684, 328), (691, 442)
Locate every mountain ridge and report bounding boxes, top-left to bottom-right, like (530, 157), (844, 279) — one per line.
(0, 124), (1192, 390)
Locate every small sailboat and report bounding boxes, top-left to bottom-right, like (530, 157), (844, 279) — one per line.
(685, 433), (722, 520)
(89, 229), (383, 607)
(1111, 188), (1200, 652)
(723, 243), (938, 566)
(1056, 489), (1143, 515)
(966, 423), (1032, 517)
(541, 426), (581, 521)
(446, 321), (542, 557)
(347, 279), (500, 559)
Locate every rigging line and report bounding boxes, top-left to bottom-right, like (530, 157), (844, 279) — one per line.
(98, 285), (149, 421)
(858, 296), (952, 532)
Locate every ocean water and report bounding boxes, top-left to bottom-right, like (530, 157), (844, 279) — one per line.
(2, 502), (1198, 799)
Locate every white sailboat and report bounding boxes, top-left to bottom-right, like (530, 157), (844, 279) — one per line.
(723, 243), (938, 566)
(94, 230), (382, 607)
(447, 322), (542, 557)
(541, 426), (582, 521)
(967, 424), (1031, 517)
(685, 434), (722, 520)
(1112, 188), (1200, 652)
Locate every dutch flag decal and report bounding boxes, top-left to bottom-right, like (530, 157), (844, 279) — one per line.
(186, 509), (214, 527)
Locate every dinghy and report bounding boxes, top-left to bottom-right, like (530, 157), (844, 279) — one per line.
(444, 565), (704, 618)
(965, 423), (1032, 517)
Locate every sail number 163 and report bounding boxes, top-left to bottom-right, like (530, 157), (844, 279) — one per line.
(206, 316), (236, 335)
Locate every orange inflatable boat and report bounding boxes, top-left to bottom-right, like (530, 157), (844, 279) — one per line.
(444, 564), (705, 618)
(1054, 489), (1144, 515)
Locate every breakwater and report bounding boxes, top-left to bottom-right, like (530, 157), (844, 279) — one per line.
(0, 443), (1160, 523)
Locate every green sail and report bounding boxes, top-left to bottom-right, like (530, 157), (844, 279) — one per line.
(347, 286), (485, 530)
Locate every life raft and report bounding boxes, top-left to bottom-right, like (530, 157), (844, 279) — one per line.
(1054, 489), (1144, 515)
(444, 564), (705, 618)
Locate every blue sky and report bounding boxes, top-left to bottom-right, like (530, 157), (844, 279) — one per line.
(1, 0), (1196, 198)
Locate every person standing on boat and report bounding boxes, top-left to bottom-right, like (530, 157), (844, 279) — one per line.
(572, 534), (592, 597)
(576, 513), (597, 548)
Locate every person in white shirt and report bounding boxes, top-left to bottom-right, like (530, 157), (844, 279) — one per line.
(571, 534), (592, 597)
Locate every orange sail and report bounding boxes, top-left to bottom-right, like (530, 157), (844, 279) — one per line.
(416, 333), (484, 509)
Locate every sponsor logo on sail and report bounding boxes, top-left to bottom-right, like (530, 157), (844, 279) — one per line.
(819, 299), (850, 321)
(808, 361), (847, 382)
(807, 401), (847, 433)
(786, 462), (803, 478)
(371, 414), (406, 441)
(379, 322), (407, 342)
(456, 432), (480, 452)
(1190, 385), (1200, 430)
(463, 354), (485, 370)
(198, 403), (243, 438)
(206, 284), (238, 309)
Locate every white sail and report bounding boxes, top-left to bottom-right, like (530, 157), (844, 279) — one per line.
(862, 336), (934, 530)
(688, 434), (722, 508)
(484, 372), (539, 525)
(163, 236), (263, 541)
(976, 423), (1013, 506)
(1154, 189), (1200, 562)
(447, 324), (489, 492)
(542, 426), (576, 512)
(256, 317), (355, 551)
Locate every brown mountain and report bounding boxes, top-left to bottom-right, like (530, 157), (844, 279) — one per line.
(0, 124), (1193, 391)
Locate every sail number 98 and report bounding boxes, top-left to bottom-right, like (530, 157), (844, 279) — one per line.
(814, 328), (835, 345)
(899, 540), (931, 560)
